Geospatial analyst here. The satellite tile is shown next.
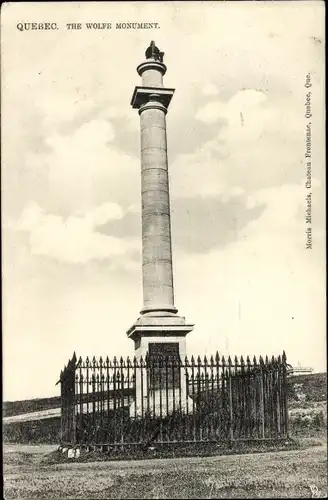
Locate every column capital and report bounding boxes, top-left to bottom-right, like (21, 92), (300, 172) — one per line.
(131, 86), (175, 110)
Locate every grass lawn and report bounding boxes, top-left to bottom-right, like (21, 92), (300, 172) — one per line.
(3, 438), (327, 499)
(3, 374), (327, 498)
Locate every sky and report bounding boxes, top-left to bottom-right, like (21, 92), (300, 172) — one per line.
(1, 1), (325, 401)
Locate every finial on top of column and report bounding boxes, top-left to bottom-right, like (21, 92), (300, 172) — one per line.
(145, 41), (164, 62)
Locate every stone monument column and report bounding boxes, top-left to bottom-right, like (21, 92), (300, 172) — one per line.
(127, 42), (194, 416)
(139, 71), (176, 314)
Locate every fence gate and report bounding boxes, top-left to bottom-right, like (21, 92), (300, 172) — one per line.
(59, 351), (289, 446)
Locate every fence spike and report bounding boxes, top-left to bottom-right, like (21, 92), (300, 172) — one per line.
(253, 355), (257, 365)
(113, 356), (117, 365)
(246, 355), (251, 365)
(228, 355), (232, 365)
(278, 354), (281, 364)
(86, 356), (90, 366)
(204, 355), (208, 365)
(215, 351), (220, 362)
(259, 355), (264, 365)
(184, 355), (189, 366)
(210, 355), (214, 366)
(191, 355), (195, 364)
(265, 355), (269, 365)
(282, 350), (287, 363)
(222, 355), (226, 365)
(133, 356), (137, 366)
(197, 355), (202, 364)
(240, 355), (245, 366)
(127, 356), (131, 367)
(99, 356), (103, 367)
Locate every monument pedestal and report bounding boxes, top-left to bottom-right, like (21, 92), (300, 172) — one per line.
(127, 314), (194, 417)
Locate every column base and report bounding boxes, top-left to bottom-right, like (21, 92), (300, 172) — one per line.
(140, 305), (178, 316)
(126, 314), (194, 352)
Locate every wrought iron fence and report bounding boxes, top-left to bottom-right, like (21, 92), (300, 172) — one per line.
(59, 351), (289, 446)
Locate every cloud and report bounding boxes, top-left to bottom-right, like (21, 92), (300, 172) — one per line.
(13, 201), (140, 265)
(39, 95), (96, 127)
(202, 83), (219, 97)
(197, 89), (281, 134)
(170, 141), (245, 201)
(171, 87), (300, 202)
(85, 202), (124, 226)
(47, 119), (116, 147)
(175, 182), (325, 369)
(170, 87), (304, 205)
(1, 1), (325, 401)
(22, 118), (140, 215)
(186, 87), (308, 198)
(15, 202), (45, 232)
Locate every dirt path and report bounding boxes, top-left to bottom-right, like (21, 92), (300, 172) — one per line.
(4, 443), (58, 455)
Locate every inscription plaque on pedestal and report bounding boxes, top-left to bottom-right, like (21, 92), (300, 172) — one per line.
(148, 342), (180, 390)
